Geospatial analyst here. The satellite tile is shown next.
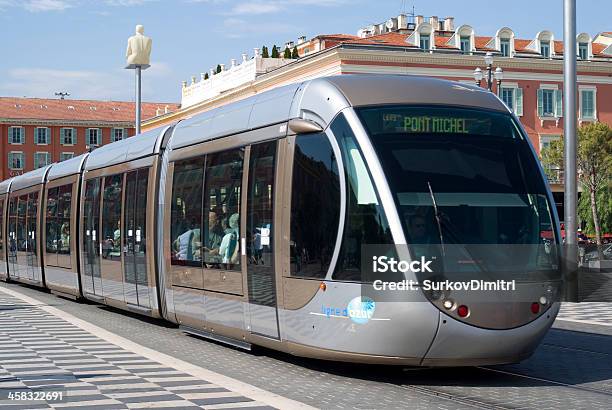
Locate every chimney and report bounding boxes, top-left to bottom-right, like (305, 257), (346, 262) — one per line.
(444, 17), (454, 31)
(429, 16), (438, 29)
(242, 52), (248, 62)
(397, 14), (407, 29)
(191, 76), (196, 84)
(200, 72), (206, 81)
(231, 58), (237, 67)
(220, 63), (225, 72)
(164, 105), (170, 114)
(288, 41), (294, 48)
(298, 36), (306, 44)
(415, 15), (424, 26)
(182, 80), (187, 88)
(253, 47), (260, 57)
(156, 107), (162, 116)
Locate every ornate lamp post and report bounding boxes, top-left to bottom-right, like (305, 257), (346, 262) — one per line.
(473, 52), (503, 92)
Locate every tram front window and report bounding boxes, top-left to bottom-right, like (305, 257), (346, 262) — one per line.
(357, 106), (560, 278)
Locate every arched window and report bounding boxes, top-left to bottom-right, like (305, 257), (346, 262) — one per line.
(496, 27), (514, 57)
(536, 30), (555, 58)
(455, 25), (475, 54)
(576, 33), (592, 60)
(415, 22), (434, 51)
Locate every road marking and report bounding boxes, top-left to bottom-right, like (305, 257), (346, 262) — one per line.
(0, 285), (315, 410)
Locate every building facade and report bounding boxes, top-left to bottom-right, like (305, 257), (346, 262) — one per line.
(144, 14), (612, 220)
(0, 98), (178, 180)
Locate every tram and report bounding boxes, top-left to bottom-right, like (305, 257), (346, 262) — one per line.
(0, 75), (562, 366)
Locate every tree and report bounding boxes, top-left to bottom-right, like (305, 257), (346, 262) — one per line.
(204, 72), (209, 80)
(216, 64), (222, 74)
(291, 46), (299, 59)
(261, 45), (269, 58)
(271, 45), (279, 58)
(283, 46), (291, 59)
(578, 182), (612, 235)
(541, 122), (612, 251)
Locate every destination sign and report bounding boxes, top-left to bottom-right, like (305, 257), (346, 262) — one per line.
(383, 114), (469, 134)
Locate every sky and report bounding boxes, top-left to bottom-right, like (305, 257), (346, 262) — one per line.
(0, 0), (610, 104)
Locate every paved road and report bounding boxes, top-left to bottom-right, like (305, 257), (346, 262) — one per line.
(1, 282), (611, 409)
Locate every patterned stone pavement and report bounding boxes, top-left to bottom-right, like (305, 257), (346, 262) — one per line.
(0, 288), (303, 409)
(1, 282), (611, 409)
(557, 302), (612, 327)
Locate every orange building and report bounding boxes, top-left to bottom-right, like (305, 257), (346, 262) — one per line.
(0, 98), (178, 180)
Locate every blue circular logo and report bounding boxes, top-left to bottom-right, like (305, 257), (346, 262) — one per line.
(346, 296), (376, 324)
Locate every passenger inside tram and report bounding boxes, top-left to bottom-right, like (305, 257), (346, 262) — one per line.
(173, 218), (201, 261)
(59, 223), (70, 253)
(219, 213), (239, 266)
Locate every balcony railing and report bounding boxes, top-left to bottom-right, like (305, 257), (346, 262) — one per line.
(544, 167), (564, 184)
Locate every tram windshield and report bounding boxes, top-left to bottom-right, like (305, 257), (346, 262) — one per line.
(357, 106), (560, 279)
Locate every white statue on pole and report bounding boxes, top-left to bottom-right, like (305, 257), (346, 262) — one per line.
(126, 25), (152, 67)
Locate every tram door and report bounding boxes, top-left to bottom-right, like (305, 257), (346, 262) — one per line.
(82, 178), (102, 297)
(123, 169), (150, 309)
(245, 141), (279, 339)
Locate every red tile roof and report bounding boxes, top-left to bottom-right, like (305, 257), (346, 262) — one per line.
(514, 39), (539, 54)
(0, 97), (179, 123)
(434, 36), (457, 49)
(474, 36), (494, 50)
(592, 42), (608, 55)
(344, 32), (417, 47)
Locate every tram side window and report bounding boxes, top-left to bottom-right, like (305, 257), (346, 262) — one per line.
(290, 133), (341, 278)
(102, 175), (122, 261)
(0, 200), (4, 258)
(27, 192), (39, 268)
(329, 114), (396, 282)
(17, 195), (28, 253)
(8, 197), (17, 259)
(202, 149), (244, 271)
(171, 157), (204, 267)
(45, 187), (59, 265)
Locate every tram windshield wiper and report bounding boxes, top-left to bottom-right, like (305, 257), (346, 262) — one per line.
(426, 181), (493, 277)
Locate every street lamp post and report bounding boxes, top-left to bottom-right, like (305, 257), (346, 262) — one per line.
(473, 52), (503, 93)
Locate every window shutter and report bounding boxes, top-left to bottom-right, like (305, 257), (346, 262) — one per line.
(515, 88), (524, 116)
(20, 128), (25, 144)
(98, 128), (102, 145)
(73, 128), (77, 145)
(8, 153), (13, 169)
(555, 90), (563, 117)
(537, 89), (543, 117)
(46, 128), (50, 144)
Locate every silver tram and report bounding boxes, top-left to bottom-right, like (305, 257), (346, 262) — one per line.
(0, 75), (562, 366)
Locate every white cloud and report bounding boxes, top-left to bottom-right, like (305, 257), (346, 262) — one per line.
(219, 17), (295, 38)
(231, 2), (283, 15)
(192, 0), (348, 15)
(22, 0), (73, 12)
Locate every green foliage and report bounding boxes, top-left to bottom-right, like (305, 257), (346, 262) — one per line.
(216, 64), (222, 74)
(540, 122), (612, 240)
(578, 183), (612, 234)
(204, 72), (209, 80)
(271, 45), (279, 58)
(283, 46), (291, 59)
(291, 46), (299, 59)
(261, 45), (269, 58)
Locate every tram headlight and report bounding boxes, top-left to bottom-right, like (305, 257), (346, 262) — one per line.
(539, 296), (547, 305)
(442, 299), (454, 310)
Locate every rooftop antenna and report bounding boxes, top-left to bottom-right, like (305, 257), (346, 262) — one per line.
(55, 92), (70, 100)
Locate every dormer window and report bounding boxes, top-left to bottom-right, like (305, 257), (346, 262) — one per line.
(420, 34), (431, 50)
(540, 41), (550, 58)
(460, 36), (471, 53)
(578, 42), (588, 60)
(500, 39), (510, 57)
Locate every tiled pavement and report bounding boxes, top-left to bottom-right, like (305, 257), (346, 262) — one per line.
(557, 302), (612, 327)
(1, 282), (611, 409)
(0, 291), (281, 409)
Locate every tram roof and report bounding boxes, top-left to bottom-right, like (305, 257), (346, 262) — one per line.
(169, 75), (509, 151)
(84, 125), (171, 172)
(47, 153), (89, 181)
(0, 178), (13, 195)
(10, 165), (52, 193)
(324, 74), (509, 112)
